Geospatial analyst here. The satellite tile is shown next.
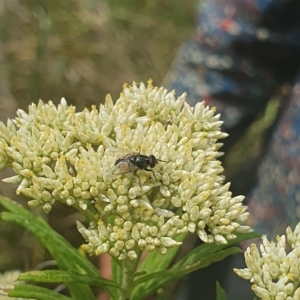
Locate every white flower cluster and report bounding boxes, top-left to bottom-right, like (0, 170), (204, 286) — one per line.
(0, 81), (251, 260)
(234, 223), (300, 300)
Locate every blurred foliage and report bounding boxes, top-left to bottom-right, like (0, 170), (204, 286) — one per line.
(0, 0), (196, 273)
(0, 0), (196, 118)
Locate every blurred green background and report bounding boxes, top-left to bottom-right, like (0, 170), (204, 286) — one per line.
(0, 0), (197, 275)
(0, 0), (197, 118)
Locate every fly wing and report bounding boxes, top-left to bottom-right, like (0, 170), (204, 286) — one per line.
(105, 159), (139, 177)
(106, 146), (138, 159)
(105, 146), (140, 178)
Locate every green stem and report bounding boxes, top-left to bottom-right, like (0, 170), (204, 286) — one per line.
(119, 256), (140, 300)
(73, 203), (98, 223)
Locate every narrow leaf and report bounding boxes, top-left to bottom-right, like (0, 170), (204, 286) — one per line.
(132, 232), (259, 300)
(173, 232), (260, 270)
(6, 284), (72, 300)
(19, 270), (120, 290)
(216, 282), (228, 300)
(132, 247), (239, 300)
(0, 196), (118, 299)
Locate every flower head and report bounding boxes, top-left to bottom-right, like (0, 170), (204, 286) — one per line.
(0, 81), (252, 259)
(235, 223), (300, 299)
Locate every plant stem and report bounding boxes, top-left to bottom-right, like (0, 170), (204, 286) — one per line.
(119, 257), (139, 300)
(73, 203), (98, 223)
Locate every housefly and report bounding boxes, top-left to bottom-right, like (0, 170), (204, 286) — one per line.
(106, 147), (167, 184)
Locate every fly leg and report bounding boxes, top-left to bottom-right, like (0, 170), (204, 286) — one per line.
(145, 168), (157, 181)
(134, 170), (142, 186)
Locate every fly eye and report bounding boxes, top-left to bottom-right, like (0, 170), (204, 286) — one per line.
(148, 155), (157, 168)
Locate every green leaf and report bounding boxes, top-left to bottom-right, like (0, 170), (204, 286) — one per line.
(216, 282), (228, 300)
(6, 284), (72, 300)
(172, 232), (260, 271)
(132, 232), (260, 300)
(0, 196), (119, 299)
(19, 270), (120, 290)
(132, 247), (239, 300)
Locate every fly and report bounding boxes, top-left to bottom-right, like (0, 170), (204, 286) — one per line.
(106, 147), (167, 184)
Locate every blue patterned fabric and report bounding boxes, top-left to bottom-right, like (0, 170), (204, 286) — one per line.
(165, 0), (300, 239)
